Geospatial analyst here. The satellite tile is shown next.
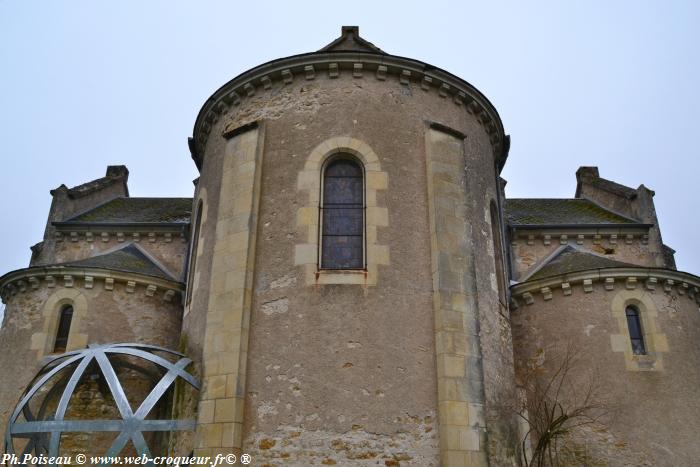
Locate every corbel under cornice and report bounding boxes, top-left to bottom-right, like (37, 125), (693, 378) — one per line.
(51, 226), (189, 245)
(511, 228), (651, 247)
(511, 267), (700, 307)
(190, 52), (508, 172)
(0, 266), (184, 305)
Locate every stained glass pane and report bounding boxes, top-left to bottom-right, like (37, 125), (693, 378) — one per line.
(323, 177), (363, 205)
(630, 339), (645, 355)
(323, 208), (363, 235)
(321, 158), (364, 269)
(321, 236), (363, 269)
(325, 160), (363, 177)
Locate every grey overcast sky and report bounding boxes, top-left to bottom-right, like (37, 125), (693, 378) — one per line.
(1, 0), (698, 280)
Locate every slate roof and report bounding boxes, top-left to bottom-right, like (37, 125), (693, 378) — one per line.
(528, 246), (636, 281)
(58, 244), (176, 281)
(506, 198), (639, 226)
(63, 197), (192, 224)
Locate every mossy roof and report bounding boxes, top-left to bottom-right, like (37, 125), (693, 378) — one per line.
(59, 244), (175, 281)
(506, 198), (638, 226)
(65, 197), (192, 224)
(529, 246), (636, 281)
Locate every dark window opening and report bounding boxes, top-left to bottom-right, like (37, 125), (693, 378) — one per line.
(186, 201), (203, 306)
(625, 305), (646, 355)
(321, 157), (364, 269)
(53, 305), (73, 353)
(490, 201), (507, 304)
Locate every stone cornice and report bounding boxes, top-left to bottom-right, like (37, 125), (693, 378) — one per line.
(190, 51), (508, 172)
(511, 223), (651, 231)
(511, 228), (650, 247)
(51, 227), (189, 244)
(511, 267), (700, 306)
(54, 221), (188, 232)
(0, 266), (184, 304)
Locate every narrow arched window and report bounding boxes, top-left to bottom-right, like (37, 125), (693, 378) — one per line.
(490, 201), (507, 304)
(53, 305), (73, 353)
(321, 157), (364, 269)
(625, 306), (646, 355)
(186, 200), (203, 306)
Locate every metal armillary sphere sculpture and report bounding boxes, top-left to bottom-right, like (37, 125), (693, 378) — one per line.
(5, 343), (199, 459)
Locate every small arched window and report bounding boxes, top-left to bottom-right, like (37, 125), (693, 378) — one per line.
(186, 201), (203, 306)
(625, 305), (646, 355)
(320, 156), (364, 269)
(53, 305), (73, 353)
(490, 201), (507, 304)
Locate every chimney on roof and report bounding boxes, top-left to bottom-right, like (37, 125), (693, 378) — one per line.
(576, 166), (599, 181)
(106, 165), (129, 180)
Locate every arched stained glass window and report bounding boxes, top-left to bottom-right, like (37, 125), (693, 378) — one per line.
(53, 305), (73, 353)
(321, 157), (364, 269)
(625, 305), (646, 355)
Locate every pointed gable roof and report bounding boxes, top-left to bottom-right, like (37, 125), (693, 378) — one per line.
(527, 246), (636, 281)
(319, 26), (386, 54)
(58, 244), (176, 281)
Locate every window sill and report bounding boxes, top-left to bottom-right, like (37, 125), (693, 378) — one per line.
(315, 269), (369, 285)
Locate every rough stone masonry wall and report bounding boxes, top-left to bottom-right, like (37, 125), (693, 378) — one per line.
(185, 66), (519, 464)
(0, 282), (182, 454)
(425, 128), (519, 466)
(576, 175), (669, 269)
(425, 127), (489, 466)
(239, 79), (440, 466)
(32, 174), (128, 267)
(512, 283), (700, 465)
(173, 184), (211, 458)
(192, 125), (264, 458)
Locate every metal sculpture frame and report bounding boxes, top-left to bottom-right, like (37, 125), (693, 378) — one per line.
(5, 343), (200, 459)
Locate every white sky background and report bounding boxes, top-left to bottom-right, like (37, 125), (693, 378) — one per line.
(0, 0), (698, 292)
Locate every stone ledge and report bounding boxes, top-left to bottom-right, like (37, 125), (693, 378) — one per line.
(515, 229), (649, 247)
(0, 267), (183, 304)
(512, 267), (700, 307)
(54, 229), (188, 243)
(314, 269), (369, 285)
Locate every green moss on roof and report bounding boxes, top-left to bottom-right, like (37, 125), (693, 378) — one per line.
(506, 198), (638, 226)
(60, 244), (175, 281)
(66, 197), (192, 224)
(529, 246), (636, 281)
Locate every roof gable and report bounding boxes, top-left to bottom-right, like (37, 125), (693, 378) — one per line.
(527, 246), (636, 281)
(59, 244), (176, 281)
(319, 26), (385, 54)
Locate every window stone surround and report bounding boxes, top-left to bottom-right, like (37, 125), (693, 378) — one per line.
(295, 136), (389, 286)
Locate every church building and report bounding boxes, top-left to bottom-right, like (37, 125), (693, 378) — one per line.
(1, 27), (699, 466)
